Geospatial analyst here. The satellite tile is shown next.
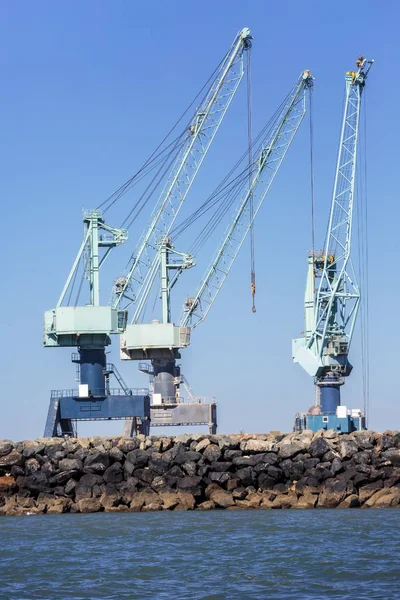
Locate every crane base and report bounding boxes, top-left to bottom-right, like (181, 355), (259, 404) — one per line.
(149, 402), (217, 434)
(44, 392), (150, 437)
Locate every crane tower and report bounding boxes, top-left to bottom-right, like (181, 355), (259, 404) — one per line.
(43, 28), (252, 437)
(292, 55), (374, 433)
(120, 70), (313, 433)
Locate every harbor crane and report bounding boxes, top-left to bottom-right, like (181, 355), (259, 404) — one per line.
(43, 28), (252, 437)
(292, 56), (374, 433)
(120, 69), (313, 434)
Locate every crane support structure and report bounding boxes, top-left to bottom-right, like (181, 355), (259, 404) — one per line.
(111, 28), (252, 315)
(43, 29), (251, 437)
(292, 56), (374, 433)
(120, 70), (313, 434)
(43, 210), (150, 437)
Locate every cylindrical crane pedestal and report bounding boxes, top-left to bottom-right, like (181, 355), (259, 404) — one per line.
(79, 348), (107, 396)
(152, 360), (180, 403)
(317, 376), (343, 414)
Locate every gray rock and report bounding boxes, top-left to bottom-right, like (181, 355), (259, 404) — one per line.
(382, 448), (400, 466)
(41, 462), (55, 477)
(74, 447), (90, 462)
(0, 441), (13, 458)
(0, 449), (23, 468)
(173, 434), (193, 446)
(117, 438), (140, 453)
(84, 451), (111, 473)
(195, 439), (211, 453)
(267, 465), (283, 481)
(330, 457), (343, 474)
(236, 467), (256, 487)
(75, 483), (92, 502)
(10, 465), (24, 477)
(148, 459), (170, 476)
(243, 439), (276, 453)
(351, 432), (375, 449)
(278, 442), (305, 459)
(151, 476), (168, 490)
(209, 472), (230, 485)
(65, 479), (77, 495)
(232, 456), (256, 467)
(182, 462), (197, 477)
(208, 461), (232, 473)
(59, 458), (83, 473)
(161, 444), (184, 463)
(258, 474), (277, 490)
(309, 438), (331, 458)
(134, 468), (155, 485)
(380, 435), (396, 451)
(120, 478), (139, 503)
(44, 443), (64, 459)
(197, 465), (210, 478)
(218, 437), (240, 451)
(103, 462), (124, 484)
(50, 471), (79, 485)
(338, 440), (359, 459)
(22, 472), (49, 493)
(176, 476), (202, 494)
(203, 445), (222, 463)
(25, 458), (41, 475)
(224, 449), (242, 460)
(174, 451), (202, 465)
(22, 443), (44, 458)
(109, 447), (124, 462)
(80, 473), (104, 487)
(124, 461), (135, 478)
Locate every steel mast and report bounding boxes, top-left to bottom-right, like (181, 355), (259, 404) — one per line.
(120, 70), (313, 433)
(292, 56), (373, 432)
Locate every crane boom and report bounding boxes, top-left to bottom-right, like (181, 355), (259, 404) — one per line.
(111, 28), (252, 314)
(181, 70), (313, 330)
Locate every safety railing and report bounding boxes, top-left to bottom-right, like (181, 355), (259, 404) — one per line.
(51, 388), (149, 399)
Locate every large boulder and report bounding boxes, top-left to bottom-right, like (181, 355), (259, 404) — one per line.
(382, 449), (400, 467)
(309, 438), (331, 458)
(278, 441), (306, 459)
(203, 445), (222, 463)
(103, 462), (124, 484)
(210, 489), (235, 508)
(78, 498), (102, 513)
(0, 441), (14, 458)
(241, 439), (276, 453)
(84, 450), (110, 473)
(0, 449), (23, 468)
(59, 458), (83, 473)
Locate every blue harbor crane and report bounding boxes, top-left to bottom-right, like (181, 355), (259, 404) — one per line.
(120, 69), (314, 434)
(292, 56), (374, 433)
(43, 28), (252, 437)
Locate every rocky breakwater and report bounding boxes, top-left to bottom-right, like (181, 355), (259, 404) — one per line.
(1, 430), (400, 515)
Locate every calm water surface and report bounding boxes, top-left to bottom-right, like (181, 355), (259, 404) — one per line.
(1, 509), (399, 599)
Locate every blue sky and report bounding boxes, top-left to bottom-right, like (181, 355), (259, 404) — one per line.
(0, 1), (396, 440)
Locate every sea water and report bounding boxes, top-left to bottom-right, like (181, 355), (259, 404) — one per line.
(1, 509), (399, 599)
